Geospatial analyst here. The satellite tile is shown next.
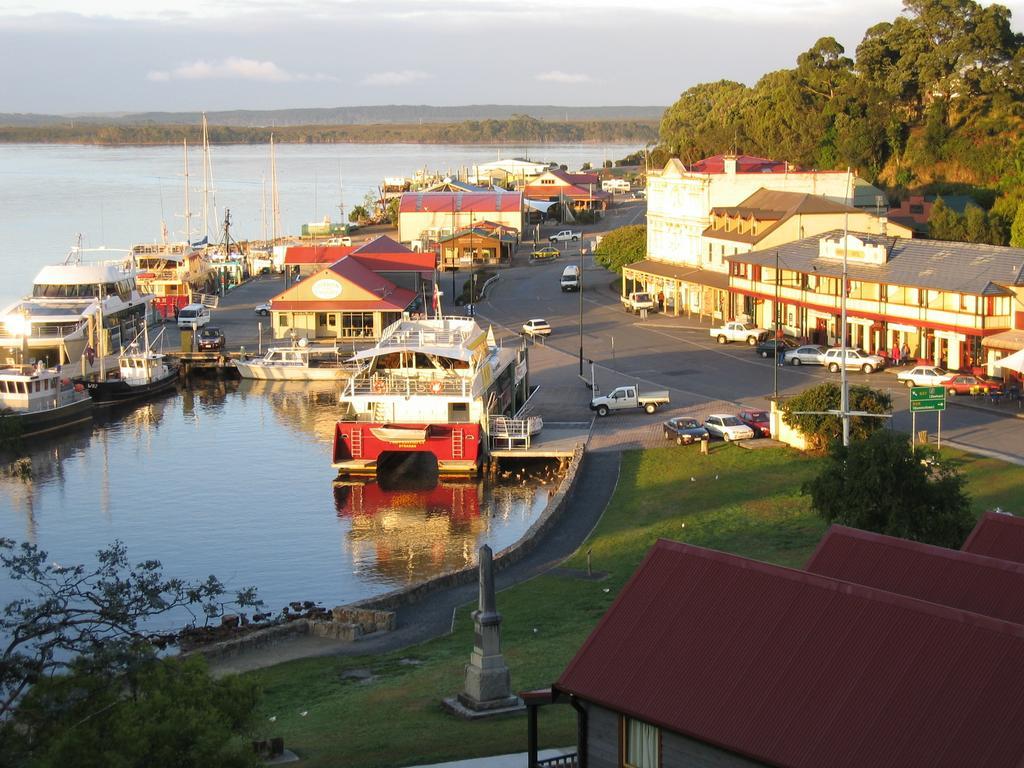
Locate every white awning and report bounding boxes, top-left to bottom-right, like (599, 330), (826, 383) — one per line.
(994, 348), (1024, 374)
(523, 198), (558, 213)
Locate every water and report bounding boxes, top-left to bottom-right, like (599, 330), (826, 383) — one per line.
(0, 142), (640, 308)
(0, 380), (557, 625)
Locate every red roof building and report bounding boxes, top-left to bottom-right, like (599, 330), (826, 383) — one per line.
(348, 235), (435, 277)
(397, 191), (523, 246)
(687, 154), (793, 174)
(962, 511), (1024, 563)
(807, 525), (1024, 624)
(283, 244), (355, 267)
(522, 168), (611, 212)
(532, 539), (1024, 768)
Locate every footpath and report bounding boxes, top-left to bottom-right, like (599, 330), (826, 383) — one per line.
(208, 450), (621, 675)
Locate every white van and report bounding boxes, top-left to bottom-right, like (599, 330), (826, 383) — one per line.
(560, 265), (581, 292)
(177, 303), (211, 329)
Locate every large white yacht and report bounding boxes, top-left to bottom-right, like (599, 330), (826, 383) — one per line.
(0, 244), (154, 368)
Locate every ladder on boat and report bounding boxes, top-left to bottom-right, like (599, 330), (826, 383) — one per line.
(451, 429), (464, 460)
(349, 428), (363, 458)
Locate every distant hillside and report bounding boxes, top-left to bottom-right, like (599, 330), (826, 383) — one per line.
(0, 104), (666, 128)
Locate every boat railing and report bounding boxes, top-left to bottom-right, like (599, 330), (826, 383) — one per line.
(0, 327), (72, 343)
(348, 374), (470, 398)
(488, 415), (535, 449)
(377, 316), (477, 348)
(137, 268), (181, 282)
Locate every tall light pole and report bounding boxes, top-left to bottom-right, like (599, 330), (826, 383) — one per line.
(578, 243), (585, 376)
(773, 250), (780, 402)
(841, 173), (852, 447)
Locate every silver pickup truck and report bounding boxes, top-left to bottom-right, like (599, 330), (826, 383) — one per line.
(590, 385), (670, 416)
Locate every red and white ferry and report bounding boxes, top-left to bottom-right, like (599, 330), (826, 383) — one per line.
(332, 316), (528, 476)
(132, 242), (211, 320)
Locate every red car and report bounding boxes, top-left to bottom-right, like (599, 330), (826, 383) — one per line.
(738, 409), (772, 438)
(940, 374), (1003, 396)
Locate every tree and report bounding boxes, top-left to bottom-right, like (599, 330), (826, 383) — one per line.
(962, 203), (993, 243)
(8, 655), (260, 768)
(781, 382), (892, 452)
(927, 197), (965, 241)
(803, 429), (974, 548)
(594, 225), (646, 274)
(0, 539), (260, 723)
(1011, 201), (1024, 247)
(348, 205), (369, 224)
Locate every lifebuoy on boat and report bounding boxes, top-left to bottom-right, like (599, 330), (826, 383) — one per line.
(372, 379), (386, 394)
(430, 381), (443, 394)
(415, 382), (426, 393)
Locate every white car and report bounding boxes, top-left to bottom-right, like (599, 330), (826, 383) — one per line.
(703, 414), (755, 442)
(254, 302), (271, 316)
(823, 348), (886, 374)
(521, 319), (552, 337)
(896, 365), (949, 388)
(787, 345), (827, 366)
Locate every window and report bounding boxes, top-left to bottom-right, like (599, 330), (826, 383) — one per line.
(278, 314), (289, 328)
(624, 717), (659, 768)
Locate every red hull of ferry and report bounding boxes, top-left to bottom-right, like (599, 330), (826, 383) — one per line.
(333, 422), (483, 475)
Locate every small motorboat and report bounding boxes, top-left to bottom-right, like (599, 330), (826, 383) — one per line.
(77, 326), (178, 405)
(0, 363), (93, 440)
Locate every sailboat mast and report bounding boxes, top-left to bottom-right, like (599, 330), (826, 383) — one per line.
(338, 161), (345, 224)
(270, 134), (280, 244)
(261, 173), (268, 243)
(182, 138), (193, 245)
(202, 114), (210, 240)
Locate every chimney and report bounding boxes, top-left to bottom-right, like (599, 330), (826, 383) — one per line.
(880, 216), (888, 236)
(723, 155), (738, 175)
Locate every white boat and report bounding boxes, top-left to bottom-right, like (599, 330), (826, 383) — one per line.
(76, 327), (179, 405)
(0, 363), (93, 440)
(0, 242), (154, 369)
(234, 341), (360, 381)
(332, 315), (530, 476)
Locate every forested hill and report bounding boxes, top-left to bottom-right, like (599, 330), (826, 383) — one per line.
(656, 0), (1024, 243)
(0, 104), (665, 128)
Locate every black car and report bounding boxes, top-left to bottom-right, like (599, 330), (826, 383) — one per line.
(197, 327), (226, 351)
(663, 416), (709, 445)
(756, 337), (798, 359)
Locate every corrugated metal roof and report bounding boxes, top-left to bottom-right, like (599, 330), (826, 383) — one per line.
(283, 245), (353, 265)
(397, 191), (523, 214)
(734, 230), (1024, 294)
(556, 539), (1024, 768)
(688, 154), (792, 174)
(350, 236), (435, 272)
(807, 525), (1024, 624)
(963, 512), (1024, 563)
(624, 260), (731, 290)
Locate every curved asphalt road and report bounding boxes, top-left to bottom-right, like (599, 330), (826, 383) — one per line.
(210, 451), (621, 675)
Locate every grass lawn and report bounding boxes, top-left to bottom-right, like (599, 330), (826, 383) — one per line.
(247, 443), (1024, 767)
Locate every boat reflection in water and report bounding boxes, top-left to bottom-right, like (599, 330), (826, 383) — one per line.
(334, 453), (554, 586)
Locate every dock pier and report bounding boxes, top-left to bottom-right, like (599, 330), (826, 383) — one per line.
(171, 352), (241, 379)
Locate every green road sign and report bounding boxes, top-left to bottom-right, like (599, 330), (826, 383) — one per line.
(911, 386), (946, 412)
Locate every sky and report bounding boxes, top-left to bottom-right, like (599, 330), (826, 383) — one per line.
(2, 0), (1023, 113)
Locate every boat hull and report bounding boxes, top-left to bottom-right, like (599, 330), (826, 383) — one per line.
(333, 422), (482, 476)
(79, 366), (179, 404)
(5, 396), (94, 439)
(234, 361), (352, 381)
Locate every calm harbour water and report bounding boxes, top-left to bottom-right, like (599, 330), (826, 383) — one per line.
(0, 141), (629, 619)
(0, 380), (555, 622)
(0, 142), (639, 308)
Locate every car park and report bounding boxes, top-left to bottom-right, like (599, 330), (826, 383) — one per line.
(703, 414), (755, 442)
(823, 348), (886, 373)
(254, 302), (271, 316)
(196, 327), (225, 351)
(737, 409), (772, 438)
(896, 366), (948, 388)
(531, 246), (560, 261)
(756, 338), (797, 359)
(940, 374), (1003, 396)
(663, 417), (709, 445)
(521, 318), (552, 337)
(786, 345), (827, 366)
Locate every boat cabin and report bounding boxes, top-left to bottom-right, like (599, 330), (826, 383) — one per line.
(0, 365), (81, 414)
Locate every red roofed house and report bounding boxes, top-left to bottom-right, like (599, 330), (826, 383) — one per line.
(526, 538), (1024, 768)
(962, 511), (1024, 564)
(269, 236), (431, 342)
(282, 244), (355, 278)
(522, 168), (611, 213)
(397, 191), (524, 249)
(807, 524), (1024, 624)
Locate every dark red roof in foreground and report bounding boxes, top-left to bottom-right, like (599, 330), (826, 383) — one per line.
(807, 525), (1024, 624)
(962, 511), (1024, 563)
(350, 235), (434, 272)
(556, 539), (1024, 768)
(283, 245), (354, 265)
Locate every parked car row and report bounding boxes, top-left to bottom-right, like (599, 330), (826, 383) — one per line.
(663, 409), (771, 444)
(895, 366), (1003, 394)
(754, 340), (887, 373)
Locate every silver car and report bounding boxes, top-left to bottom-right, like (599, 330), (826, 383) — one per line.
(823, 348), (886, 374)
(787, 345), (827, 366)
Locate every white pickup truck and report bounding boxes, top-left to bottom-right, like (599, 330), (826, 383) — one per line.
(590, 385), (670, 416)
(549, 229), (582, 244)
(621, 291), (657, 313)
(710, 321), (769, 346)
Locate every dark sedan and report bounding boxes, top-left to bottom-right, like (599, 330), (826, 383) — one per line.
(738, 409), (772, 438)
(663, 417), (709, 445)
(755, 338), (798, 359)
(197, 327), (226, 351)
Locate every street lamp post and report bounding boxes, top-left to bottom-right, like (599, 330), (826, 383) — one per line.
(578, 243), (585, 377)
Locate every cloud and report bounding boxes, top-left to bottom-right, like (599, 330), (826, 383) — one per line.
(360, 69), (431, 87)
(146, 57), (335, 83)
(535, 70), (591, 84)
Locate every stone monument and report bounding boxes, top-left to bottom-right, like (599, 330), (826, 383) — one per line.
(443, 544), (523, 717)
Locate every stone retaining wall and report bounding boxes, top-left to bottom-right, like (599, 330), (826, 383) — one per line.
(352, 444), (586, 613)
